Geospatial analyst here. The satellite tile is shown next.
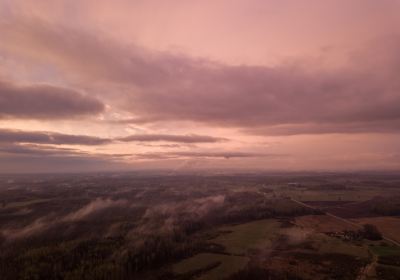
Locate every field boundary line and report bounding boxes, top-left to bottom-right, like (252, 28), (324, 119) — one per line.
(290, 198), (400, 247)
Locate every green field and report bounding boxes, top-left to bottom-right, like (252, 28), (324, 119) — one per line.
(172, 219), (280, 279)
(311, 233), (369, 258)
(211, 219), (280, 255)
(172, 253), (248, 280)
(370, 245), (400, 257)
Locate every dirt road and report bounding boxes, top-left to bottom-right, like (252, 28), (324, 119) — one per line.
(290, 198), (400, 247)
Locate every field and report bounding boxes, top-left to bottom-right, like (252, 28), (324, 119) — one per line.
(172, 219), (280, 279)
(172, 253), (248, 280)
(370, 244), (400, 257)
(1, 172), (400, 279)
(309, 233), (369, 258)
(210, 219), (280, 255)
(295, 214), (357, 233)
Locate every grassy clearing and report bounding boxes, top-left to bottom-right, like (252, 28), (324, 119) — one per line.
(370, 245), (400, 257)
(211, 219), (280, 255)
(312, 234), (369, 258)
(172, 253), (248, 280)
(173, 219), (279, 279)
(298, 233), (369, 258)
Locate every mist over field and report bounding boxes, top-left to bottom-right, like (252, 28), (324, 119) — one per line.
(1, 172), (400, 279)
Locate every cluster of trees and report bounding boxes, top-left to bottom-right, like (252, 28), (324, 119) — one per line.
(343, 224), (383, 241)
(217, 202), (320, 225)
(121, 232), (202, 275)
(0, 234), (202, 279)
(215, 192), (321, 224)
(0, 237), (126, 280)
(228, 265), (300, 280)
(230, 251), (369, 280)
(0, 230), (207, 280)
(0, 190), (321, 279)
(292, 252), (367, 280)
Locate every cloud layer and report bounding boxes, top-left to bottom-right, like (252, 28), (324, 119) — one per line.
(0, 129), (226, 145)
(0, 128), (110, 145)
(2, 18), (400, 135)
(1, 1), (400, 172)
(135, 151), (282, 160)
(118, 134), (226, 143)
(0, 80), (105, 119)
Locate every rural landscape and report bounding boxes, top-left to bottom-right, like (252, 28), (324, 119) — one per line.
(1, 172), (400, 279)
(2, 1), (400, 279)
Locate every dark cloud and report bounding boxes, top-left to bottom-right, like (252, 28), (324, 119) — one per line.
(0, 143), (131, 159)
(0, 143), (129, 173)
(0, 80), (104, 119)
(0, 154), (127, 173)
(0, 128), (111, 145)
(2, 19), (400, 135)
(0, 143), (80, 156)
(118, 134), (227, 143)
(0, 129), (225, 146)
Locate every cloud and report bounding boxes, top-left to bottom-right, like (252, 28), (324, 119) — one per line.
(0, 129), (225, 146)
(0, 80), (104, 119)
(1, 217), (50, 240)
(136, 143), (188, 148)
(62, 198), (127, 222)
(1, 17), (400, 135)
(0, 128), (235, 171)
(0, 128), (111, 145)
(135, 151), (283, 160)
(137, 195), (225, 234)
(0, 144), (75, 156)
(118, 134), (227, 143)
(0, 198), (128, 240)
(245, 120), (400, 136)
(0, 143), (130, 173)
(0, 154), (128, 173)
(0, 142), (130, 159)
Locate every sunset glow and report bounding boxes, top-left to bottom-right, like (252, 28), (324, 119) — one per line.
(1, 0), (400, 173)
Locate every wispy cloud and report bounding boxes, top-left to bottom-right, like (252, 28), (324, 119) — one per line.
(135, 151), (284, 160)
(0, 129), (227, 146)
(0, 128), (111, 145)
(118, 134), (227, 143)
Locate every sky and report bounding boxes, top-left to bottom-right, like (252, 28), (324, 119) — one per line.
(1, 0), (400, 173)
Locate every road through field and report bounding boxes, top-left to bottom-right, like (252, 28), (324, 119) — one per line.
(355, 253), (377, 280)
(290, 198), (400, 247)
(290, 197), (400, 280)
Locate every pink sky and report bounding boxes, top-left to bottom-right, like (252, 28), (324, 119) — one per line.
(1, 0), (400, 172)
